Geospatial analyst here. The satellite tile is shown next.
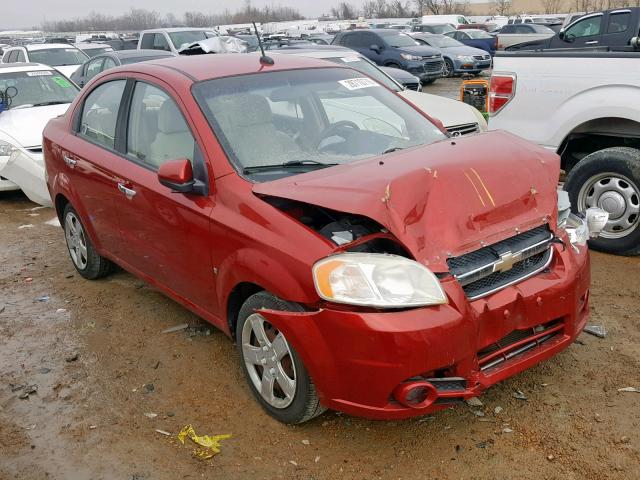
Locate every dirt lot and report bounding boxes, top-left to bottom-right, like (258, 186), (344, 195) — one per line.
(1, 77), (639, 480)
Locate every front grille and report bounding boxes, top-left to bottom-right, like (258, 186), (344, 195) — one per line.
(473, 55), (490, 60)
(478, 319), (564, 371)
(404, 82), (421, 91)
(447, 225), (554, 300)
(424, 60), (444, 73)
(446, 122), (479, 136)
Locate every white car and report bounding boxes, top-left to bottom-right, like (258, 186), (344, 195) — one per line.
(74, 42), (114, 58)
(0, 63), (79, 205)
(273, 47), (487, 135)
(0, 44), (89, 78)
(138, 28), (217, 54)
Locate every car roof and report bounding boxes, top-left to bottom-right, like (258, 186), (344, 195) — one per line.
(271, 46), (355, 59)
(141, 28), (214, 34)
(23, 43), (77, 51)
(0, 62), (54, 73)
(114, 53), (347, 83)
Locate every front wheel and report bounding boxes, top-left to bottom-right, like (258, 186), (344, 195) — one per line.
(564, 147), (640, 255)
(443, 58), (455, 78)
(236, 292), (326, 424)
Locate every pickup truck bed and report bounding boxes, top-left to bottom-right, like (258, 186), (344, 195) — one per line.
(489, 48), (640, 255)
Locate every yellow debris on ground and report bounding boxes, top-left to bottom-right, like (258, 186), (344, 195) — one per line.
(177, 424), (232, 460)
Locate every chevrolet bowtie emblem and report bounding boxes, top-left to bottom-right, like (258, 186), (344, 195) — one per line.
(493, 251), (522, 273)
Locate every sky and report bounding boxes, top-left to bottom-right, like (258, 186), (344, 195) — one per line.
(2, 0), (350, 30)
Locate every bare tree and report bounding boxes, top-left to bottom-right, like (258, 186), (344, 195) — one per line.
(414, 0), (428, 15)
(540, 0), (563, 13)
(424, 0), (469, 14)
(493, 0), (512, 15)
(331, 2), (358, 19)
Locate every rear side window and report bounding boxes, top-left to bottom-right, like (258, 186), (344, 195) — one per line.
(140, 33), (154, 49)
(78, 80), (126, 149)
(103, 57), (117, 69)
(126, 82), (194, 169)
(85, 58), (104, 80)
(501, 25), (515, 33)
(607, 12), (630, 33)
(16, 50), (26, 62)
(152, 34), (170, 51)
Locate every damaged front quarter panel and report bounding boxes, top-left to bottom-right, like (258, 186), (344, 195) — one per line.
(0, 135), (51, 206)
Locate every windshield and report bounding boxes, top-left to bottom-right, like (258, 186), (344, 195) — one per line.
(466, 30), (492, 39)
(168, 31), (213, 49)
(83, 47), (113, 57)
(28, 48), (88, 66)
(379, 32), (419, 47)
(0, 70), (78, 109)
(422, 35), (462, 48)
(324, 55), (400, 92)
(193, 68), (445, 181)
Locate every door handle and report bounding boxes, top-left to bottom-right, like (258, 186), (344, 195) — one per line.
(585, 40), (599, 45)
(117, 183), (137, 199)
(63, 155), (77, 168)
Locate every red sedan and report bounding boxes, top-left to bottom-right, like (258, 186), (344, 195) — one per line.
(44, 53), (594, 423)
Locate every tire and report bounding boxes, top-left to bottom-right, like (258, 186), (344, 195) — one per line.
(62, 204), (113, 279)
(443, 58), (455, 78)
(564, 147), (640, 255)
(236, 291), (326, 424)
(422, 78), (436, 85)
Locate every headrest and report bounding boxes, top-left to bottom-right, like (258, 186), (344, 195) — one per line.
(157, 100), (188, 134)
(210, 94), (273, 129)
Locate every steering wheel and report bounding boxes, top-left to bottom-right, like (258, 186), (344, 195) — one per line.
(316, 120), (360, 150)
(0, 86), (18, 109)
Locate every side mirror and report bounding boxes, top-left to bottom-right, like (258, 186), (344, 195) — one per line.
(158, 158), (195, 193)
(558, 30), (565, 40)
(631, 36), (640, 48)
(370, 43), (382, 53)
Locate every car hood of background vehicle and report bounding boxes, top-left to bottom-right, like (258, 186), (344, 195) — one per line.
(54, 65), (81, 79)
(0, 103), (70, 148)
(442, 45), (489, 57)
(396, 45), (441, 57)
(253, 131), (559, 271)
(398, 89), (481, 128)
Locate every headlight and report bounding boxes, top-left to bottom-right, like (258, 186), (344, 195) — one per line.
(0, 139), (17, 157)
(456, 55), (474, 62)
(400, 53), (422, 61)
(558, 189), (609, 246)
(312, 252), (447, 308)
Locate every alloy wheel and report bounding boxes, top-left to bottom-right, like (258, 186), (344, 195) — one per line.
(64, 212), (88, 269)
(578, 172), (640, 239)
(241, 313), (297, 409)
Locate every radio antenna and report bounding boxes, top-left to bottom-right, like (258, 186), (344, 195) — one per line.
(253, 22), (274, 65)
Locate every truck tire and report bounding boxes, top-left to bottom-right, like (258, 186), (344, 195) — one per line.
(236, 292), (326, 424)
(564, 147), (640, 255)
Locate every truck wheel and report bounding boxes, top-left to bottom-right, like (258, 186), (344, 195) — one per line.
(236, 292), (326, 424)
(62, 204), (113, 279)
(564, 147), (640, 255)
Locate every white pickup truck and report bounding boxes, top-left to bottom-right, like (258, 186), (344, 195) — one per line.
(489, 49), (640, 255)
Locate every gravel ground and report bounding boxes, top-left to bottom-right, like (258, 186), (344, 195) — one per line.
(1, 77), (639, 479)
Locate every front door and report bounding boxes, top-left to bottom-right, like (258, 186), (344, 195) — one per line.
(109, 80), (218, 316)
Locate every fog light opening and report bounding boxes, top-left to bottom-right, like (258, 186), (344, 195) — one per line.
(393, 381), (438, 409)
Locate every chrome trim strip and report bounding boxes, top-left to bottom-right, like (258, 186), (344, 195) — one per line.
(454, 233), (553, 285)
(480, 332), (556, 371)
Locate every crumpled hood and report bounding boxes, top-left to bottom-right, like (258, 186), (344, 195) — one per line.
(253, 131), (559, 271)
(0, 103), (70, 148)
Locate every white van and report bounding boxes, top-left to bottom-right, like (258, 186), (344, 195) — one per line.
(420, 15), (471, 27)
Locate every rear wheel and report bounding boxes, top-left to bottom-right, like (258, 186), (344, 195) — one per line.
(564, 147), (640, 255)
(63, 204), (113, 279)
(236, 291), (325, 424)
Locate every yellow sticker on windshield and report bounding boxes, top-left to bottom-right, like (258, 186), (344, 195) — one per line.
(52, 76), (72, 88)
(338, 77), (380, 90)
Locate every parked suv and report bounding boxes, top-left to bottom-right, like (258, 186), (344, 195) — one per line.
(332, 30), (444, 83)
(44, 53), (601, 424)
(138, 28), (217, 54)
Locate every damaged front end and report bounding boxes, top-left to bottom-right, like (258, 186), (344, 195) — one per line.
(0, 132), (51, 206)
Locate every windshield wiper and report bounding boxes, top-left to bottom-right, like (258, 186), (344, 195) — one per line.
(381, 147), (405, 155)
(243, 160), (338, 174)
(32, 101), (69, 107)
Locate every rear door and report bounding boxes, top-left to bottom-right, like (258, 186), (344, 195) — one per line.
(601, 10), (635, 47)
(62, 79), (128, 254)
(108, 78), (217, 312)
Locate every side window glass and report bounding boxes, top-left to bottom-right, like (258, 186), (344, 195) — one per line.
(566, 16), (602, 38)
(341, 35), (355, 47)
(152, 34), (170, 51)
(140, 33), (154, 49)
(79, 80), (126, 149)
(607, 12), (630, 34)
(127, 82), (194, 168)
(16, 50), (26, 62)
(85, 58), (104, 80)
(5, 51), (15, 62)
(102, 58), (117, 70)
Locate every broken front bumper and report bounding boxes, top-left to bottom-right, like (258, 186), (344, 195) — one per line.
(0, 149), (51, 206)
(259, 242), (590, 420)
